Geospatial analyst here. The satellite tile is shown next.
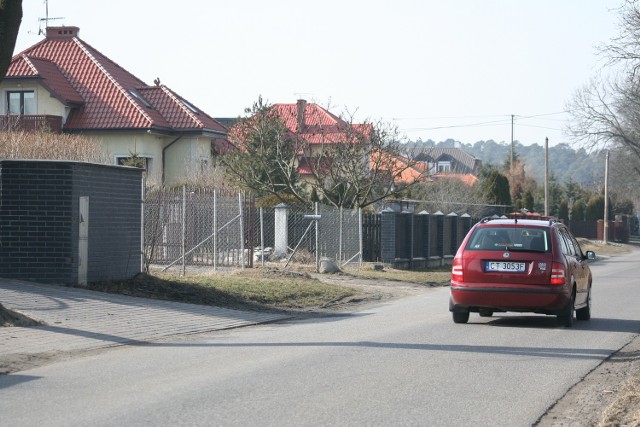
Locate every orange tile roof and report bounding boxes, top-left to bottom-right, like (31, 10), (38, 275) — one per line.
(373, 152), (429, 184)
(432, 173), (479, 186)
(5, 26), (226, 135)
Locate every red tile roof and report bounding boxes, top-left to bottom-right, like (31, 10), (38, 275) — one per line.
(271, 100), (369, 144)
(8, 55), (84, 105)
(5, 26), (226, 135)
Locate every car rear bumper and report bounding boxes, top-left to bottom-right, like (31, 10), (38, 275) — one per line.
(450, 283), (570, 313)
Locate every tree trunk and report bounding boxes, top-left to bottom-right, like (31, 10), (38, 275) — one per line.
(0, 0), (23, 82)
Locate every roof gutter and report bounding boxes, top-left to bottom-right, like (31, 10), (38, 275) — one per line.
(162, 135), (183, 186)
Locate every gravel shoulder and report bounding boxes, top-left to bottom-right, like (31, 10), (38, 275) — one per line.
(536, 333), (640, 427)
(535, 240), (640, 426)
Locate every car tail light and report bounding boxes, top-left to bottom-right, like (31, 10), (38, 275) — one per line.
(451, 257), (463, 282)
(550, 262), (566, 285)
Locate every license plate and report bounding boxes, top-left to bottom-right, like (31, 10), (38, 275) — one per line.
(485, 261), (526, 273)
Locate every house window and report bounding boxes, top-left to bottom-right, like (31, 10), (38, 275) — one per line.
(437, 161), (451, 173)
(129, 89), (152, 108)
(180, 98), (200, 114)
(116, 155), (152, 173)
(7, 90), (36, 115)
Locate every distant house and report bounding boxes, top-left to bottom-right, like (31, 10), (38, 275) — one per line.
(1, 26), (229, 185)
(416, 147), (482, 175)
(415, 147), (481, 185)
(267, 99), (369, 177)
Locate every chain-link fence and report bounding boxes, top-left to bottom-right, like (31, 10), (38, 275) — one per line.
(144, 187), (249, 273)
(144, 186), (363, 273)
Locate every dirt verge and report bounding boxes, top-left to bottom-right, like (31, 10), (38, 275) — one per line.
(536, 333), (640, 426)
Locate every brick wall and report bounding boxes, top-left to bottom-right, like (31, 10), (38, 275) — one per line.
(0, 161), (74, 283)
(0, 160), (142, 285)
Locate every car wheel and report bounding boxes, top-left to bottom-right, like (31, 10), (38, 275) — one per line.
(453, 311), (470, 324)
(478, 309), (493, 317)
(557, 291), (575, 327)
(576, 289), (591, 321)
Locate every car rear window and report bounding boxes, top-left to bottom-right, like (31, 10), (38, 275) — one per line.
(466, 227), (550, 252)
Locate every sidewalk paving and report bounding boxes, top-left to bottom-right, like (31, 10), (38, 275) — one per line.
(0, 279), (289, 366)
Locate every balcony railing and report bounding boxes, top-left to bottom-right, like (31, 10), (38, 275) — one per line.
(0, 115), (63, 133)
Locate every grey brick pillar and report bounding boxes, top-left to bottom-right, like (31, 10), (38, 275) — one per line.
(381, 208), (396, 264)
(434, 211), (445, 260)
(274, 203), (289, 258)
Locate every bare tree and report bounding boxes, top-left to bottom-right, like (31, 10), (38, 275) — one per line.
(301, 114), (428, 209)
(223, 98), (429, 208)
(221, 97), (308, 204)
(0, 0), (23, 322)
(601, 0), (640, 76)
(567, 0), (640, 170)
(567, 76), (640, 163)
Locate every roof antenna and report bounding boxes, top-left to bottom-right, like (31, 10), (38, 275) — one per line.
(38, 0), (64, 35)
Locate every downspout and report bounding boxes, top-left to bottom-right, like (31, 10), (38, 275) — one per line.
(162, 135), (183, 186)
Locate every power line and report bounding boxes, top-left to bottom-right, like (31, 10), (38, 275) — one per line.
(393, 111), (570, 132)
(391, 111), (569, 121)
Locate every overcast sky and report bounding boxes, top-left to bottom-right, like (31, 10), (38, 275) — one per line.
(13, 0), (621, 146)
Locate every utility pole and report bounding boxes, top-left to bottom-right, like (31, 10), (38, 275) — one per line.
(544, 137), (549, 217)
(510, 114), (514, 170)
(604, 150), (609, 244)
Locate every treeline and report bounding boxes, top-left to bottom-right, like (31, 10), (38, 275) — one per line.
(405, 138), (605, 188)
(403, 137), (639, 223)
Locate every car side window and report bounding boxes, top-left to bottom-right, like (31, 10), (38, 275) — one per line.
(557, 229), (571, 256)
(567, 232), (584, 258)
(559, 229), (577, 257)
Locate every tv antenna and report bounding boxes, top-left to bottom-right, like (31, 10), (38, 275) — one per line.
(38, 0), (64, 35)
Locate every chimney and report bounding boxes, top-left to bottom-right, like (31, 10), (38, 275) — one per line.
(46, 26), (80, 39)
(296, 99), (307, 133)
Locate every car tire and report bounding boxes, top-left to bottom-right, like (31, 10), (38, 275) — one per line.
(576, 289), (591, 321)
(557, 291), (575, 327)
(478, 309), (493, 317)
(453, 311), (470, 324)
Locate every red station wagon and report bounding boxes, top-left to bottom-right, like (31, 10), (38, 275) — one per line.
(449, 218), (596, 326)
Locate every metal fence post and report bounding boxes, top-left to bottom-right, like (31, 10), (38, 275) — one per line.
(358, 207), (363, 269)
(213, 189), (217, 271)
(140, 177), (145, 273)
(260, 206), (265, 267)
(182, 185), (186, 276)
(339, 205), (343, 262)
(238, 193), (245, 269)
(315, 202), (319, 272)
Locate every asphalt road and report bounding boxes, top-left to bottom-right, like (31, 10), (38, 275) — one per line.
(2, 249), (639, 426)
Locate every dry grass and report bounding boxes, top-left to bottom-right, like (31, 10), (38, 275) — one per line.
(0, 303), (43, 327)
(577, 238), (633, 257)
(344, 264), (452, 285)
(84, 269), (357, 312)
(0, 130), (109, 163)
(598, 376), (640, 427)
(587, 237), (640, 427)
